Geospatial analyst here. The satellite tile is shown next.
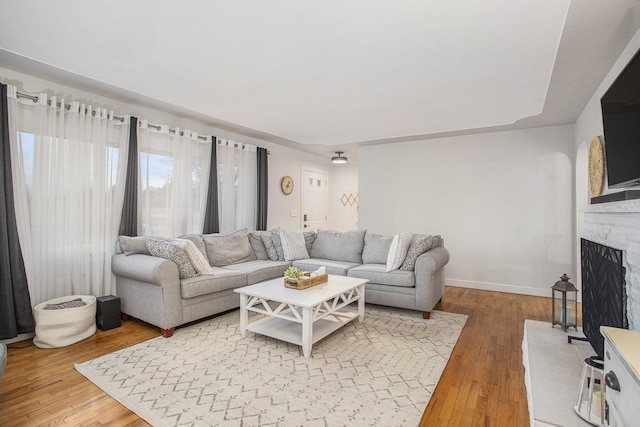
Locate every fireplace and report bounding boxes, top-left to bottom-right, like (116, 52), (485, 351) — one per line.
(580, 239), (627, 358)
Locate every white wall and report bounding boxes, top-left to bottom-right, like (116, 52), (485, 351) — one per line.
(0, 66), (330, 232)
(359, 125), (575, 296)
(329, 159), (359, 231)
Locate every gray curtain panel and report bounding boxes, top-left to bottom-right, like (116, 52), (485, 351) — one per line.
(118, 116), (138, 237)
(203, 136), (220, 234)
(0, 83), (35, 339)
(256, 147), (268, 231)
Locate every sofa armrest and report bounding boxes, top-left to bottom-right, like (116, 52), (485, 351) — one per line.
(414, 247), (450, 312)
(112, 253), (183, 331)
(112, 253), (179, 286)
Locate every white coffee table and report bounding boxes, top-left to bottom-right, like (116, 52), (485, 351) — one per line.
(235, 275), (367, 358)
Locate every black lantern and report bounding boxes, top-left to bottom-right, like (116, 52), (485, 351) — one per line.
(552, 274), (578, 331)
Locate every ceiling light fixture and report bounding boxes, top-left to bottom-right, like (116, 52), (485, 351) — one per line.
(331, 151), (348, 164)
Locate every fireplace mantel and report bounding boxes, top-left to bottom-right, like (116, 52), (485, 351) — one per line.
(581, 199), (640, 214)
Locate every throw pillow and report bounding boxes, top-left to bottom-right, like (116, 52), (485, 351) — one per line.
(173, 238), (215, 275)
(280, 229), (310, 261)
(400, 235), (435, 271)
(303, 231), (316, 254)
(386, 232), (413, 272)
(261, 232), (279, 261)
(271, 231), (286, 261)
(178, 234), (208, 260)
(146, 239), (198, 279)
(118, 235), (150, 255)
(248, 231), (270, 260)
(202, 229), (257, 267)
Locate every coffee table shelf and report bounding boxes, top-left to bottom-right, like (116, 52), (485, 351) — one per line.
(247, 310), (359, 348)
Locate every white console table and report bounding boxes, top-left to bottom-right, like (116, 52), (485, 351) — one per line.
(601, 327), (640, 427)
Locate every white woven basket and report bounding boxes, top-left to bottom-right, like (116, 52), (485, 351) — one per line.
(33, 295), (97, 349)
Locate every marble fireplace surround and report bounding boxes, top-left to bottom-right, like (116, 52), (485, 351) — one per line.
(581, 199), (640, 330)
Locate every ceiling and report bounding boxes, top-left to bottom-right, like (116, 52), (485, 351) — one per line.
(1, 1), (640, 157)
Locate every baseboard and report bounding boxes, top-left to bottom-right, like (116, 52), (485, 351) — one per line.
(0, 332), (35, 345)
(446, 278), (552, 298)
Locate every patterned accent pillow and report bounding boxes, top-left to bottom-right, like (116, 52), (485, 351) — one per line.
(261, 232), (279, 261)
(386, 232), (413, 272)
(271, 231), (286, 261)
(146, 239), (198, 279)
(280, 229), (310, 261)
(400, 235), (435, 271)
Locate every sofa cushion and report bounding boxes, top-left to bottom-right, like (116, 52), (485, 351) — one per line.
(280, 229), (310, 261)
(203, 229), (256, 267)
(386, 232), (413, 272)
(222, 260), (291, 285)
(310, 229), (366, 263)
(146, 239), (198, 279)
(292, 258), (360, 276)
(180, 267), (247, 299)
(362, 233), (393, 264)
(271, 232), (286, 261)
(400, 235), (436, 271)
(348, 264), (415, 287)
(248, 231), (270, 260)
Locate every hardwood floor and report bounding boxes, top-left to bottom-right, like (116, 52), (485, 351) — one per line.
(0, 286), (552, 426)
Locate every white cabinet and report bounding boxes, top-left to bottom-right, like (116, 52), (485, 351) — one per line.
(601, 327), (640, 427)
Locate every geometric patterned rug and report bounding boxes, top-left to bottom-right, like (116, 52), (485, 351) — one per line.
(76, 305), (467, 427)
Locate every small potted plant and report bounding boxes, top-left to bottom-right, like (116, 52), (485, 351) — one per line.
(284, 266), (305, 279)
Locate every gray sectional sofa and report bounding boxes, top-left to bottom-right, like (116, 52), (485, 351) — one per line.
(111, 229), (449, 337)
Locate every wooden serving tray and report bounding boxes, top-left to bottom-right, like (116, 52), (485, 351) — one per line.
(284, 273), (329, 290)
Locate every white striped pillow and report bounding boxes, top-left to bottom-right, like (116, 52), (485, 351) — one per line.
(386, 232), (413, 272)
(173, 238), (215, 275)
(279, 229), (310, 261)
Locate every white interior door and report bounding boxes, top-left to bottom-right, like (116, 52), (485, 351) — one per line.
(301, 168), (328, 231)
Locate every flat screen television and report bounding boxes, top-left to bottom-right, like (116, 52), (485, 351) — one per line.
(600, 47), (640, 189)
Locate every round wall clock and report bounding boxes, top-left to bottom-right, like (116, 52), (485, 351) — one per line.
(280, 176), (294, 195)
(588, 136), (605, 197)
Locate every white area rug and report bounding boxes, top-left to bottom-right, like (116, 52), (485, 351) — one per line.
(522, 320), (595, 427)
(76, 305), (467, 427)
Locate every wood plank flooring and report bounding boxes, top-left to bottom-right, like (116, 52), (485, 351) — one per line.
(0, 286), (553, 426)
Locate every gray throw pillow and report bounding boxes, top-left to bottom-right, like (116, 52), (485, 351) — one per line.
(303, 231), (316, 254)
(118, 235), (151, 255)
(202, 229), (257, 267)
(146, 239), (198, 279)
(362, 233), (394, 264)
(310, 229), (366, 263)
(400, 235), (435, 271)
(248, 231), (270, 260)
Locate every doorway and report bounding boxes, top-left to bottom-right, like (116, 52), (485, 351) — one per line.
(301, 167), (328, 230)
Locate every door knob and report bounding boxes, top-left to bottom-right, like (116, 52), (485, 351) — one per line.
(605, 371), (620, 392)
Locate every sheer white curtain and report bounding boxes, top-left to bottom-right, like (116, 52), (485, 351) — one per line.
(137, 121), (211, 237)
(217, 139), (257, 233)
(6, 86), (130, 305)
